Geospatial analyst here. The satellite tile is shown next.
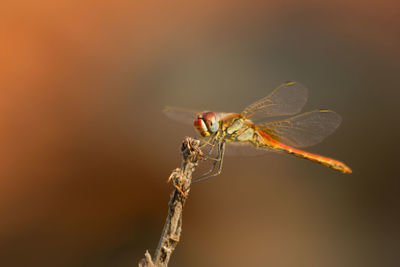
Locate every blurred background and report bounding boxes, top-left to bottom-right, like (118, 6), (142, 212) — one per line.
(1, 0), (399, 266)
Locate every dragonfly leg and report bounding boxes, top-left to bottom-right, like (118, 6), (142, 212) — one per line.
(199, 131), (219, 149)
(192, 140), (221, 182)
(199, 137), (215, 148)
(204, 139), (216, 157)
(193, 159), (219, 183)
(192, 141), (225, 184)
(200, 137), (222, 161)
(203, 154), (221, 162)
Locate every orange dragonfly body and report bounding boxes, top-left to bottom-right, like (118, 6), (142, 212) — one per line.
(165, 82), (352, 182)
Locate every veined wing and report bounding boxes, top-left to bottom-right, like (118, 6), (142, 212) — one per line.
(258, 110), (342, 148)
(163, 106), (200, 125)
(163, 106), (229, 125)
(163, 106), (213, 144)
(224, 142), (271, 157)
(241, 82), (308, 121)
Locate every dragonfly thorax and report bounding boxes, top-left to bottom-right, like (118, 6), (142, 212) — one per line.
(193, 112), (219, 137)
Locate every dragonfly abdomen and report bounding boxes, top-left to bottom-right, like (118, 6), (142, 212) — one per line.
(279, 144), (352, 173)
(258, 131), (352, 173)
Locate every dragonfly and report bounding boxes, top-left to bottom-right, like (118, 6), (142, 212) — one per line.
(164, 81), (352, 183)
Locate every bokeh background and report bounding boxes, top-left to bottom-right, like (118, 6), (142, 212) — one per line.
(1, 1), (399, 266)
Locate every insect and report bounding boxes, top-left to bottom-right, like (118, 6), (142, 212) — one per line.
(164, 82), (352, 183)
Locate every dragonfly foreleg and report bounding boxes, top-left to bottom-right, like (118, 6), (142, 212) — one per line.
(192, 141), (226, 184)
(204, 139), (216, 158)
(199, 131), (219, 148)
(192, 140), (221, 183)
(199, 137), (215, 148)
(200, 137), (222, 161)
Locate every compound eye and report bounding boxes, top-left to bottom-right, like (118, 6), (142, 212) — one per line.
(202, 112), (219, 133)
(193, 117), (210, 137)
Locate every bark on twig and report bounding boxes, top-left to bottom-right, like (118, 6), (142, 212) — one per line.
(139, 137), (203, 267)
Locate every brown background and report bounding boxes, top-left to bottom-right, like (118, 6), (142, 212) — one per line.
(1, 1), (399, 266)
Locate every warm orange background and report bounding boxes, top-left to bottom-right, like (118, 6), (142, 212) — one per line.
(1, 1), (399, 266)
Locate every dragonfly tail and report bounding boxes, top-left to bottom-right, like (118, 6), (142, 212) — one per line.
(259, 132), (352, 174)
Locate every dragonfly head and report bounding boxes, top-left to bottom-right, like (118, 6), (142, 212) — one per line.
(193, 112), (219, 137)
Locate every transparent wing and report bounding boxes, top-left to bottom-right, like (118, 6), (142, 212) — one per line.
(258, 110), (342, 148)
(241, 81), (308, 121)
(224, 142), (271, 157)
(163, 106), (199, 125)
(163, 106), (229, 125)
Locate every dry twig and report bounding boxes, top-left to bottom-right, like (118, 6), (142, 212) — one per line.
(139, 137), (203, 267)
